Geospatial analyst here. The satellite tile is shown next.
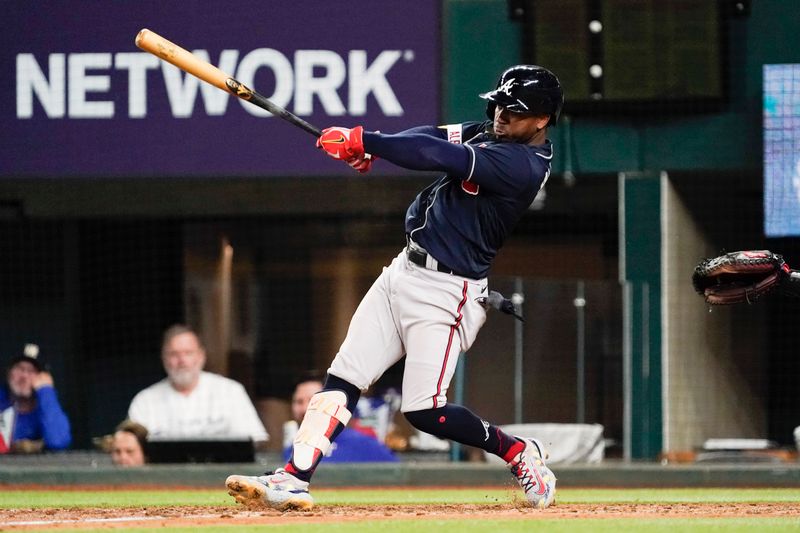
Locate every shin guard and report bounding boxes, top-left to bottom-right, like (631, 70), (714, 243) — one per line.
(292, 390), (352, 471)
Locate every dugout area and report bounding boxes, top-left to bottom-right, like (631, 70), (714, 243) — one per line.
(0, 172), (624, 458)
(622, 169), (800, 460)
(2, 166), (800, 467)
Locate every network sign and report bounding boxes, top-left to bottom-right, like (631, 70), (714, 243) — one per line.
(0, 1), (440, 178)
(764, 65), (800, 236)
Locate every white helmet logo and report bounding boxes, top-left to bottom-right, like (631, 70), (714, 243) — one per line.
(497, 78), (516, 96)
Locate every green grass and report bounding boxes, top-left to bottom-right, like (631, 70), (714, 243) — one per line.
(2, 487), (800, 508)
(3, 488), (799, 532)
(316, 487), (800, 505)
(0, 489), (228, 508)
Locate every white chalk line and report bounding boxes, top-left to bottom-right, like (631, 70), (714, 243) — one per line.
(4, 513), (223, 527)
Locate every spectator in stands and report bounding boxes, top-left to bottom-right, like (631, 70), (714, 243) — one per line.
(128, 324), (268, 444)
(283, 372), (397, 463)
(110, 419), (148, 467)
(0, 344), (71, 453)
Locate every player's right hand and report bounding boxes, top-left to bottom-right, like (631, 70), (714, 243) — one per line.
(316, 126), (365, 160)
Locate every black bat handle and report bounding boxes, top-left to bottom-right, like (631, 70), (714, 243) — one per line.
(225, 78), (322, 138)
(253, 93), (322, 138)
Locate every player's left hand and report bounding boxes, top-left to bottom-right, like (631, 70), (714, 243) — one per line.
(316, 126), (365, 160)
(347, 153), (374, 173)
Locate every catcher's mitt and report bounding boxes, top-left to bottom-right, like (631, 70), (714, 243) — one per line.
(692, 250), (790, 305)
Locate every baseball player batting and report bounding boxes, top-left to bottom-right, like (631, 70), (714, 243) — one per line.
(227, 64), (563, 510)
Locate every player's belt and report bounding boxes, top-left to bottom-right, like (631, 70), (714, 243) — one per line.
(406, 241), (459, 276)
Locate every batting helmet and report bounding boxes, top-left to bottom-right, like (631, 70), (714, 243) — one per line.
(480, 65), (564, 126)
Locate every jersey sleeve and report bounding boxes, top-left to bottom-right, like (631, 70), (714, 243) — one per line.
(465, 143), (548, 197)
(362, 131), (471, 174)
(395, 125), (445, 138)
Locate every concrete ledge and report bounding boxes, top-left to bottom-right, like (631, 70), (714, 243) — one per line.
(1, 462), (799, 487)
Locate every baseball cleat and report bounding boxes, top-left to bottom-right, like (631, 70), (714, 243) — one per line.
(507, 437), (556, 509)
(226, 469), (314, 511)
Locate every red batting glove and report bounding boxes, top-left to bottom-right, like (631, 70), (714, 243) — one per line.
(347, 153), (374, 173)
(316, 126), (365, 160)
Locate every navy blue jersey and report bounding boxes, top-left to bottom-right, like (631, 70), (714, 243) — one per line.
(363, 121), (552, 278)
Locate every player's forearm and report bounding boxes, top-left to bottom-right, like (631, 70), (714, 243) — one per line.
(363, 131), (470, 175)
(394, 125), (443, 137)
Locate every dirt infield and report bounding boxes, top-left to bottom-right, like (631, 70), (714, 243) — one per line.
(2, 502), (799, 530)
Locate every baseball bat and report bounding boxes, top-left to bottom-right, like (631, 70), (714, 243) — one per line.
(135, 28), (322, 137)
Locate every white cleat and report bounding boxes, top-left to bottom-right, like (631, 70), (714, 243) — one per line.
(226, 468), (314, 511)
(507, 437), (557, 509)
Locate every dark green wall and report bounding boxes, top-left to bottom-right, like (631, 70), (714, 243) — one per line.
(620, 173), (663, 459)
(443, 0), (800, 174)
(443, 0), (523, 122)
